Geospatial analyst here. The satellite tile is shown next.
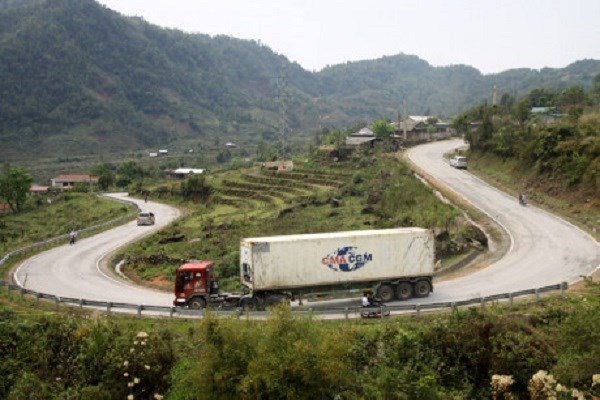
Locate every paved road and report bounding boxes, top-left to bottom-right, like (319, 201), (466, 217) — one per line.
(13, 141), (600, 309)
(14, 193), (179, 307)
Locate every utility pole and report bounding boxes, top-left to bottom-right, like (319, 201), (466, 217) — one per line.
(277, 61), (289, 167)
(402, 100), (408, 141)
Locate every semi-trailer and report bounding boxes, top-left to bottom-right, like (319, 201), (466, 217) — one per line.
(173, 228), (435, 310)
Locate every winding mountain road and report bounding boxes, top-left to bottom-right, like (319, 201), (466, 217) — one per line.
(13, 140), (600, 309)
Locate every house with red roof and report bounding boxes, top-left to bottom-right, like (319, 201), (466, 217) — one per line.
(51, 175), (98, 191)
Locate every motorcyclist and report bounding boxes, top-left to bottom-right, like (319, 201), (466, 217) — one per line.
(69, 230), (77, 244)
(518, 192), (527, 206)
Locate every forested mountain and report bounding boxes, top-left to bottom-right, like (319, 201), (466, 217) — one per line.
(1, 0), (599, 161)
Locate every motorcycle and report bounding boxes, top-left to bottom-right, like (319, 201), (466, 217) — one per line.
(360, 301), (390, 318)
(518, 193), (527, 206)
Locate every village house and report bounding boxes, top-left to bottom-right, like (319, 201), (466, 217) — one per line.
(166, 168), (206, 179)
(29, 185), (50, 194)
(51, 175), (98, 191)
(395, 116), (453, 143)
(345, 127), (377, 148)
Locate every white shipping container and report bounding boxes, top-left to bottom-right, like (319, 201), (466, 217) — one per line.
(240, 228), (434, 291)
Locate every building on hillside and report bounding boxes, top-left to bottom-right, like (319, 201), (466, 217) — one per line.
(225, 142), (237, 148)
(395, 116), (453, 143)
(345, 127), (377, 148)
(158, 149), (169, 156)
(29, 185), (50, 194)
(261, 160), (294, 171)
(51, 175), (98, 191)
(0, 203), (11, 214)
(166, 168), (206, 179)
(531, 106), (563, 123)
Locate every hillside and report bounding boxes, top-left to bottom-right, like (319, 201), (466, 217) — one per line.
(1, 0), (599, 161)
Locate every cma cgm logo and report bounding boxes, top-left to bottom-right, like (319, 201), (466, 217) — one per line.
(321, 246), (373, 272)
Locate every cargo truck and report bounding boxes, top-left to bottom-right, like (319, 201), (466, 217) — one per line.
(173, 228), (435, 310)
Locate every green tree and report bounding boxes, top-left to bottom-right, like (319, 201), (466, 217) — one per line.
(91, 163), (115, 191)
(515, 98), (531, 132)
(589, 73), (600, 104)
(0, 165), (33, 212)
(372, 119), (394, 138)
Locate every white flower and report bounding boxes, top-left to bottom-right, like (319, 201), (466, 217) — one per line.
(134, 377), (140, 384)
(154, 395), (164, 400)
(124, 372), (129, 377)
(593, 374), (600, 386)
(123, 361), (129, 367)
(144, 365), (151, 370)
(137, 331), (149, 338)
(128, 395), (134, 400)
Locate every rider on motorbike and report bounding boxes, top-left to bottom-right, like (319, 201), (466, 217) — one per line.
(518, 192), (527, 206)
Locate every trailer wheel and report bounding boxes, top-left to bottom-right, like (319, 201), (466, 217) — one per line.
(395, 282), (413, 300)
(188, 297), (206, 310)
(240, 298), (258, 311)
(413, 280), (431, 298)
(377, 284), (394, 302)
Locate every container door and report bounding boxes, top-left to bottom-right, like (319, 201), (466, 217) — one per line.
(240, 242), (253, 287)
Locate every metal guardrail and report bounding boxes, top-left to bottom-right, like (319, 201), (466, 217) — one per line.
(0, 279), (568, 319)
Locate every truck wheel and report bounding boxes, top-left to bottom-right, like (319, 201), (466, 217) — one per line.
(377, 284), (394, 302)
(395, 282), (413, 300)
(413, 280), (431, 298)
(188, 297), (206, 310)
(240, 298), (258, 311)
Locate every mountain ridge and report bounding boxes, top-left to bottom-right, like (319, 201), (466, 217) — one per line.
(1, 0), (598, 161)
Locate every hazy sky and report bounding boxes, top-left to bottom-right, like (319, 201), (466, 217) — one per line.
(96, 0), (600, 74)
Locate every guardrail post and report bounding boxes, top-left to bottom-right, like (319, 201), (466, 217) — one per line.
(535, 288), (540, 302)
(344, 307), (348, 320)
(20, 288), (25, 299)
(79, 299), (84, 309)
(415, 304), (420, 318)
(170, 307), (175, 319)
(35, 293), (41, 303)
(137, 305), (142, 318)
(480, 297), (485, 308)
(561, 281), (567, 297)
(106, 302), (112, 313)
(55, 296), (61, 310)
(451, 302), (456, 312)
(509, 292), (513, 306)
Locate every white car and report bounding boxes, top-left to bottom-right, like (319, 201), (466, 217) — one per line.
(450, 156), (468, 169)
(137, 211), (155, 226)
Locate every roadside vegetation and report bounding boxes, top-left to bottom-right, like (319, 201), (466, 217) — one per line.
(1, 279), (598, 399)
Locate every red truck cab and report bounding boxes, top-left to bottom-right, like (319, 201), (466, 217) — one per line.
(173, 261), (218, 308)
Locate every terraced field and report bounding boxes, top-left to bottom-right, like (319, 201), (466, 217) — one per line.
(207, 166), (352, 222)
